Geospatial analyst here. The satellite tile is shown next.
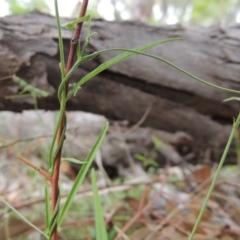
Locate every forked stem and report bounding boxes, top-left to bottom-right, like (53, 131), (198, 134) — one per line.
(18, 156), (52, 181)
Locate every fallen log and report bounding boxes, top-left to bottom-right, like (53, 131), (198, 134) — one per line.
(0, 12), (239, 163)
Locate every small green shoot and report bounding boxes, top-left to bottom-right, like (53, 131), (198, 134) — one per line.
(5, 75), (49, 111)
(134, 154), (159, 168)
(134, 136), (164, 168)
(61, 15), (90, 30)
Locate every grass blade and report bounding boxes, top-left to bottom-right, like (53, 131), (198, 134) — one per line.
(68, 39), (240, 97)
(188, 113), (240, 240)
(73, 48), (240, 96)
(61, 15), (90, 30)
(58, 122), (109, 226)
(224, 97), (240, 102)
(68, 38), (182, 97)
(61, 158), (85, 164)
(45, 186), (51, 231)
(54, 0), (65, 79)
(1, 198), (49, 239)
(91, 169), (108, 240)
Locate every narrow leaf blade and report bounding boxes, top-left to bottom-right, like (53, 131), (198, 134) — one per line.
(45, 186), (51, 231)
(223, 97), (240, 102)
(61, 158), (85, 164)
(81, 48), (240, 95)
(68, 38), (182, 97)
(1, 198), (49, 239)
(58, 122), (109, 226)
(61, 15), (90, 30)
(91, 169), (108, 240)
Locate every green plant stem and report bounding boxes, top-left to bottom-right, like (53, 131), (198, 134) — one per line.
(65, 0), (89, 75)
(54, 0), (65, 79)
(189, 113), (240, 240)
(51, 1), (89, 240)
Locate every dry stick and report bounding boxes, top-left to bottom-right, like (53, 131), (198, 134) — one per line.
(0, 75), (13, 81)
(124, 100), (155, 135)
(10, 174), (184, 213)
(145, 177), (213, 240)
(2, 125), (88, 150)
(149, 210), (189, 236)
(137, 185), (149, 212)
(51, 1), (89, 239)
(115, 176), (170, 240)
(1, 135), (52, 149)
(18, 156), (51, 181)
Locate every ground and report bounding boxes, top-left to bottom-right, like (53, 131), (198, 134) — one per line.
(0, 110), (240, 239)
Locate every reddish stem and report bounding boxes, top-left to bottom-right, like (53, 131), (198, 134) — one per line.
(18, 156), (52, 181)
(51, 1), (89, 239)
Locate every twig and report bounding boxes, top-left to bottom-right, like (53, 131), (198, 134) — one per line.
(115, 176), (169, 240)
(0, 135), (52, 149)
(0, 75), (13, 81)
(145, 176), (213, 239)
(8, 174), (187, 212)
(149, 210), (189, 236)
(18, 156), (51, 181)
(124, 100), (155, 135)
(137, 185), (149, 211)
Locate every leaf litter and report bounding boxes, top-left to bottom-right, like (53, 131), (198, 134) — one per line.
(0, 111), (240, 239)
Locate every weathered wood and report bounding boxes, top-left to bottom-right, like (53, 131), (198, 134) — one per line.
(0, 12), (240, 163)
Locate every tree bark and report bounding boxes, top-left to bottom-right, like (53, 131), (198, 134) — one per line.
(0, 12), (240, 163)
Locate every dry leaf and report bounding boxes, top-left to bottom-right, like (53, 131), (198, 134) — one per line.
(182, 221), (206, 234)
(193, 165), (211, 181)
(158, 225), (185, 239)
(130, 227), (151, 240)
(219, 235), (235, 240)
(165, 199), (177, 215)
(60, 161), (76, 179)
(125, 197), (140, 211)
(0, 215), (44, 239)
(186, 201), (212, 222)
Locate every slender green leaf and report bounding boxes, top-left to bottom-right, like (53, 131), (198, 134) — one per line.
(45, 186), (51, 230)
(152, 136), (164, 148)
(54, 0), (65, 79)
(1, 198), (49, 239)
(81, 14), (97, 56)
(91, 169), (108, 240)
(68, 38), (182, 97)
(12, 76), (48, 97)
(77, 41), (82, 61)
(61, 158), (85, 164)
(189, 113), (240, 240)
(69, 47), (240, 97)
(61, 15), (90, 30)
(223, 97), (240, 102)
(48, 189), (60, 238)
(134, 154), (147, 162)
(58, 122), (109, 226)
(86, 49), (240, 94)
